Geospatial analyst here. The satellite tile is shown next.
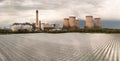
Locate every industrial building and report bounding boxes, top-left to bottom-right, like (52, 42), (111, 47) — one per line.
(13, 10), (42, 32)
(41, 23), (56, 31)
(10, 10), (61, 32)
(85, 16), (93, 29)
(11, 23), (33, 32)
(63, 16), (79, 31)
(94, 18), (101, 28)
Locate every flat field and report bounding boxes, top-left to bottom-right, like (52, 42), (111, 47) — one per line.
(0, 33), (119, 61)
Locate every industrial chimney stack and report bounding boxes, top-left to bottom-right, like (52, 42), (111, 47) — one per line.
(36, 10), (39, 28)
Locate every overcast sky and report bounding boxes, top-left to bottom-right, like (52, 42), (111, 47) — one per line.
(0, 0), (120, 26)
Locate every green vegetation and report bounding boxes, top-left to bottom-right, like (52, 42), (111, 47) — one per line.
(0, 29), (12, 34)
(42, 30), (68, 33)
(79, 28), (120, 33)
(1, 28), (120, 34)
(0, 29), (40, 34)
(40, 28), (120, 33)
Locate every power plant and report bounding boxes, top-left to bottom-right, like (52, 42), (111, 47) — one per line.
(10, 10), (102, 32)
(85, 16), (93, 29)
(94, 18), (101, 28)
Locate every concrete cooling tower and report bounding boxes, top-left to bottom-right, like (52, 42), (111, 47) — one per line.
(94, 18), (101, 28)
(75, 19), (79, 29)
(63, 18), (69, 30)
(85, 16), (93, 29)
(69, 16), (76, 30)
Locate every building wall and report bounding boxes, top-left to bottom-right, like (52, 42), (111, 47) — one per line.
(85, 16), (93, 28)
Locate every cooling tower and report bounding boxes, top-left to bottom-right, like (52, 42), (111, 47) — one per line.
(69, 16), (76, 30)
(94, 18), (101, 28)
(85, 16), (93, 29)
(63, 18), (69, 29)
(36, 10), (39, 28)
(75, 19), (79, 29)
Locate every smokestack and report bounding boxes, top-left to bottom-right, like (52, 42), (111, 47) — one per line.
(41, 23), (45, 31)
(39, 21), (41, 28)
(85, 16), (93, 29)
(94, 18), (101, 28)
(63, 18), (69, 30)
(69, 16), (76, 30)
(36, 10), (39, 28)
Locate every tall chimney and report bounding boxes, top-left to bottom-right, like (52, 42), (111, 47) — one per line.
(36, 10), (39, 28)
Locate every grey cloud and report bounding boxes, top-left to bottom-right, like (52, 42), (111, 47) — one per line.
(0, 0), (109, 26)
(0, 0), (104, 11)
(0, 0), (4, 2)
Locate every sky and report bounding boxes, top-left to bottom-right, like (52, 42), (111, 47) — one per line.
(0, 0), (120, 27)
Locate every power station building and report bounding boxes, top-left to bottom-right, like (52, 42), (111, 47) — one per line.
(11, 23), (33, 32)
(41, 23), (56, 31)
(94, 18), (101, 28)
(63, 16), (79, 31)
